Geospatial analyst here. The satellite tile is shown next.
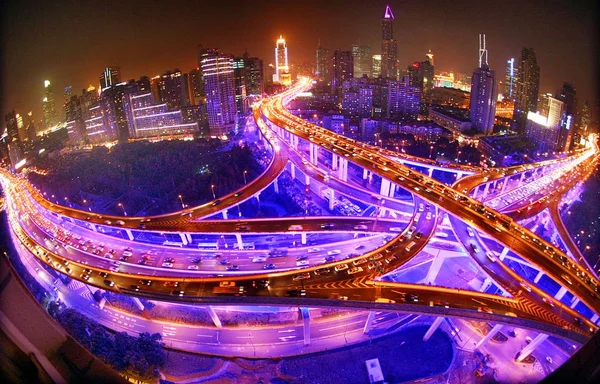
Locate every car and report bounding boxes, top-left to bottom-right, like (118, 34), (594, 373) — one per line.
(347, 267), (363, 275)
(546, 356), (553, 364)
(355, 245), (365, 250)
(389, 227), (404, 233)
(219, 259), (230, 265)
(115, 220), (125, 226)
(211, 200), (222, 206)
(234, 191), (244, 197)
(81, 274), (90, 281)
(288, 225), (303, 231)
(327, 249), (341, 256)
(164, 281), (179, 287)
(467, 227), (475, 237)
(171, 290), (184, 296)
(119, 255), (129, 261)
(161, 262), (174, 268)
(138, 259), (148, 265)
(129, 285), (141, 292)
(292, 272), (311, 281)
(263, 263), (276, 270)
(308, 248), (321, 253)
(486, 251), (497, 262)
(314, 267), (331, 275)
(226, 264), (240, 271)
(470, 244), (479, 253)
(220, 281), (236, 287)
(192, 258), (201, 264)
(296, 254), (308, 261)
(235, 225), (249, 232)
(320, 223), (335, 229)
(418, 203), (424, 212)
(414, 232), (422, 239)
(139, 280), (152, 286)
(251, 257), (267, 263)
(187, 265), (199, 270)
(561, 274), (573, 285)
(122, 251), (133, 257)
(104, 280), (114, 287)
(353, 225), (368, 230)
(335, 263), (349, 272)
(542, 297), (555, 307)
(352, 259), (368, 266)
(104, 253), (113, 259)
(520, 282), (532, 292)
(525, 336), (532, 344)
(296, 260), (310, 266)
(164, 257), (175, 263)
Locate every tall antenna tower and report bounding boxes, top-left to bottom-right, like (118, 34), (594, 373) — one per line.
(478, 34), (488, 68)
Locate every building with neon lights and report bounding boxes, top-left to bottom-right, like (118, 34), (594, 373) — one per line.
(504, 58), (517, 99)
(315, 44), (331, 83)
(388, 79), (421, 117)
(371, 55), (382, 78)
(469, 34), (497, 135)
(199, 48), (237, 137)
(512, 48), (540, 134)
(352, 45), (372, 78)
(99, 67), (121, 91)
(380, 5), (398, 79)
(42, 80), (58, 128)
(274, 35), (291, 86)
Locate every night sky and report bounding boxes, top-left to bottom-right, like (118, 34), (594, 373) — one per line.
(1, 0), (598, 122)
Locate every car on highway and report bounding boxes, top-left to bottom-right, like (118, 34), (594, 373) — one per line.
(389, 227), (403, 232)
(520, 282), (532, 292)
(296, 260), (310, 267)
(485, 251), (497, 262)
(220, 281), (236, 287)
(252, 256), (267, 263)
(234, 191), (244, 197)
(308, 248), (321, 253)
(288, 225), (303, 231)
(347, 267), (363, 275)
(327, 249), (341, 256)
(219, 259), (230, 265)
(226, 264), (240, 271)
(104, 280), (114, 287)
(161, 262), (174, 268)
(470, 244), (479, 253)
(425, 212), (432, 220)
(192, 258), (201, 264)
(320, 223), (335, 229)
(187, 265), (199, 270)
(211, 200), (221, 206)
(335, 263), (349, 272)
(263, 263), (276, 270)
(314, 267), (331, 275)
(561, 274), (573, 285)
(467, 227), (475, 237)
(354, 225), (368, 230)
(352, 258), (368, 266)
(292, 272), (311, 281)
(542, 297), (555, 307)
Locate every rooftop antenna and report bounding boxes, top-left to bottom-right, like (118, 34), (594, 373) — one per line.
(478, 34), (488, 68)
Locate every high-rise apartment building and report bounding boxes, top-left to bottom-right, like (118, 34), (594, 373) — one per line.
(380, 5), (398, 79)
(99, 83), (128, 142)
(315, 44), (331, 83)
(274, 36), (291, 86)
(555, 82), (577, 117)
(158, 69), (190, 111)
(512, 48), (540, 134)
(352, 45), (372, 78)
(387, 79), (420, 117)
(469, 34), (497, 135)
(407, 57), (434, 111)
(372, 55), (382, 78)
(199, 47), (237, 137)
(188, 69), (204, 105)
(243, 54), (264, 96)
(42, 80), (58, 128)
(233, 57), (247, 114)
(332, 50), (353, 92)
(99, 67), (121, 90)
(504, 58), (517, 99)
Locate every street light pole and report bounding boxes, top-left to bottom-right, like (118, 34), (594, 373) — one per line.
(118, 202), (127, 216)
(178, 194), (185, 209)
(211, 184), (216, 199)
(243, 170), (248, 185)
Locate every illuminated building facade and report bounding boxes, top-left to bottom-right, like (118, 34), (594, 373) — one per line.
(99, 67), (121, 90)
(372, 55), (382, 78)
(233, 57), (247, 114)
(504, 58), (517, 99)
(100, 83), (129, 142)
(83, 102), (113, 144)
(274, 35), (291, 86)
(332, 50), (353, 92)
(380, 5), (398, 79)
(42, 80), (58, 128)
(200, 48), (237, 137)
(188, 69), (204, 105)
(341, 78), (373, 117)
(158, 69), (191, 111)
(387, 80), (420, 117)
(352, 45), (372, 78)
(243, 54), (264, 96)
(512, 48), (540, 134)
(315, 44), (331, 83)
(469, 34), (497, 135)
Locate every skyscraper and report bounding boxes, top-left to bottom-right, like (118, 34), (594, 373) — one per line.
(352, 45), (372, 78)
(274, 35), (291, 86)
(512, 48), (540, 134)
(243, 54), (264, 96)
(158, 69), (190, 110)
(555, 82), (577, 117)
(100, 84), (128, 142)
(233, 57), (247, 114)
(380, 5), (398, 79)
(42, 80), (58, 128)
(504, 58), (517, 99)
(199, 47), (237, 137)
(99, 67), (121, 90)
(407, 57), (434, 112)
(469, 34), (497, 135)
(372, 55), (382, 78)
(315, 44), (331, 83)
(188, 69), (204, 105)
(332, 50), (353, 92)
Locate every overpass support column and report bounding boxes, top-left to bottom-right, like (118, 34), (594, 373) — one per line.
(133, 297), (145, 311)
(300, 308), (311, 346)
(328, 189), (335, 211)
(534, 271), (544, 284)
(480, 277), (492, 292)
(363, 169), (368, 180)
(222, 210), (228, 220)
(482, 183), (490, 200)
(516, 333), (548, 362)
(592, 314), (599, 323)
(428, 168), (434, 178)
(499, 247), (509, 262)
(455, 172), (463, 180)
(310, 143), (319, 165)
(185, 234), (192, 243)
(554, 286), (568, 300)
(301, 233), (307, 245)
(290, 163), (296, 179)
(423, 317), (444, 341)
(570, 298), (580, 309)
(332, 154), (338, 171)
(424, 253), (446, 285)
(273, 177), (279, 194)
(474, 324), (503, 349)
(124, 229), (134, 241)
(304, 174), (310, 186)
(338, 158), (348, 182)
(472, 185), (479, 199)
(207, 306), (223, 328)
(520, 172), (526, 185)
(89, 223), (97, 232)
(179, 233), (189, 246)
(235, 234), (244, 250)
(363, 311), (377, 334)
(389, 183), (396, 198)
(500, 178), (509, 194)
(380, 178), (391, 197)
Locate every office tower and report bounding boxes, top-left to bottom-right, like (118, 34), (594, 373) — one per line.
(352, 45), (372, 78)
(274, 35), (291, 86)
(315, 44), (331, 83)
(555, 82), (577, 117)
(199, 47), (237, 137)
(26, 113), (38, 143)
(546, 96), (565, 129)
(42, 80), (58, 128)
(425, 50), (434, 67)
(4, 110), (21, 147)
(99, 67), (121, 90)
(157, 69), (190, 111)
(513, 48), (540, 134)
(243, 54), (264, 96)
(188, 69), (204, 105)
(407, 57), (434, 111)
(372, 55), (382, 78)
(580, 101), (591, 133)
(233, 57), (247, 114)
(99, 84), (127, 142)
(387, 79), (420, 117)
(504, 58), (517, 99)
(137, 76), (152, 93)
(469, 34), (497, 135)
(332, 50), (353, 92)
(380, 5), (398, 79)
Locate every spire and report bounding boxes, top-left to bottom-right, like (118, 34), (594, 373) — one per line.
(384, 5), (394, 19)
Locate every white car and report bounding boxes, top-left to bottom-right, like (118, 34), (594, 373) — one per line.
(327, 250), (341, 256)
(161, 262), (174, 268)
(467, 227), (475, 237)
(187, 265), (199, 270)
(296, 260), (310, 267)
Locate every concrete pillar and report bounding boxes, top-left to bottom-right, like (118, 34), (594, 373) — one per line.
(482, 183), (490, 200)
(424, 253), (446, 285)
(338, 158), (348, 182)
(423, 317), (444, 341)
(389, 184), (396, 198)
(555, 286), (568, 300)
(179, 233), (189, 246)
(235, 233), (244, 250)
(499, 247), (509, 262)
(290, 163), (296, 179)
(222, 210), (228, 220)
(428, 168), (434, 178)
(310, 143), (319, 165)
(301, 307), (311, 346)
(304, 174), (310, 186)
(570, 298), (580, 309)
(380, 178), (391, 197)
(591, 314), (599, 323)
(207, 306), (223, 328)
(255, 192), (260, 203)
(363, 311), (377, 334)
(500, 178), (509, 194)
(516, 333), (548, 362)
(456, 172), (463, 180)
(332, 154), (338, 171)
(363, 168), (368, 180)
(185, 233), (192, 243)
(328, 189), (335, 211)
(89, 223), (97, 232)
(301, 233), (307, 245)
(274, 177), (279, 194)
(133, 297), (145, 311)
(125, 229), (134, 241)
(472, 185), (479, 199)
(480, 277), (492, 292)
(534, 271), (544, 284)
(474, 324), (503, 349)
(520, 172), (526, 184)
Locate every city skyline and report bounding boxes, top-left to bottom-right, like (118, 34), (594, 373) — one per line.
(1, 0), (598, 123)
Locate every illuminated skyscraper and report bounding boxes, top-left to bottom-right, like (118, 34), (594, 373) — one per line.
(469, 34), (497, 135)
(243, 54), (264, 96)
(315, 44), (331, 83)
(380, 5), (398, 79)
(99, 67), (121, 90)
(372, 55), (382, 78)
(332, 50), (353, 92)
(352, 45), (372, 78)
(233, 57), (247, 114)
(199, 47), (237, 137)
(158, 69), (190, 110)
(42, 80), (58, 128)
(512, 48), (540, 134)
(274, 35), (291, 86)
(504, 58), (517, 99)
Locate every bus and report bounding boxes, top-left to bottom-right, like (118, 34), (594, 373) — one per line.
(197, 242), (219, 250)
(405, 241), (416, 252)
